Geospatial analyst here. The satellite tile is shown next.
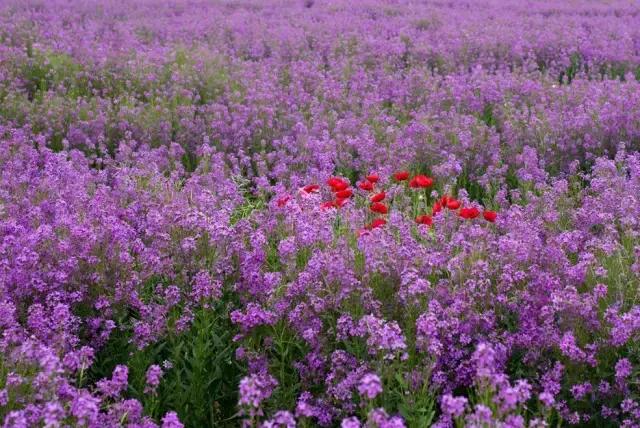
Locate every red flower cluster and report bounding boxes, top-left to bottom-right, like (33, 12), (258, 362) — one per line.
(298, 170), (497, 233)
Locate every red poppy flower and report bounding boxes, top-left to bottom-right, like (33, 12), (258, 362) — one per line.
(370, 191), (385, 203)
(366, 173), (380, 183)
(459, 207), (480, 219)
(277, 196), (291, 207)
(335, 197), (349, 208)
(393, 171), (410, 181)
(327, 177), (342, 187)
(483, 210), (497, 222)
(409, 174), (434, 188)
(320, 201), (335, 210)
(367, 218), (387, 229)
(415, 214), (433, 226)
(370, 202), (388, 214)
(446, 199), (461, 210)
(303, 184), (320, 193)
(327, 177), (348, 192)
(432, 201), (442, 215)
(335, 189), (353, 199)
(358, 180), (374, 191)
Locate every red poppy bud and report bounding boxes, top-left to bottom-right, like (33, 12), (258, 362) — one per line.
(366, 174), (379, 183)
(459, 207), (480, 219)
(393, 171), (410, 181)
(367, 218), (387, 229)
(446, 199), (461, 210)
(370, 192), (385, 203)
(415, 214), (433, 226)
(432, 202), (442, 215)
(483, 210), (497, 222)
(303, 184), (320, 193)
(370, 202), (388, 214)
(358, 181), (374, 191)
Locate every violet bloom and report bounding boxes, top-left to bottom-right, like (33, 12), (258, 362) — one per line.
(144, 364), (164, 394)
(161, 411), (184, 428)
(441, 394), (468, 417)
(238, 373), (278, 412)
(358, 373), (383, 400)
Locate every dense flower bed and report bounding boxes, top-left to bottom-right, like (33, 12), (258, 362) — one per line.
(1, 0), (640, 427)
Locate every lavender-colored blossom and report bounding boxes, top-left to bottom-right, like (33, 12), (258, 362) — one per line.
(357, 373), (383, 400)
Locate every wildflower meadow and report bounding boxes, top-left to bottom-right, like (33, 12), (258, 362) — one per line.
(1, 0), (640, 427)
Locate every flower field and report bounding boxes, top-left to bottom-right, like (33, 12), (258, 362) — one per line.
(1, 0), (640, 426)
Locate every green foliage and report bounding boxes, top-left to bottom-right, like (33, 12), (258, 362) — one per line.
(89, 303), (242, 427)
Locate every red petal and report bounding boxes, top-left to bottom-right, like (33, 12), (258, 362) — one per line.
(370, 192), (385, 203)
(394, 171), (410, 181)
(483, 210), (497, 222)
(446, 199), (461, 210)
(367, 218), (387, 229)
(370, 202), (388, 214)
(358, 181), (374, 191)
(277, 196), (291, 207)
(335, 189), (353, 199)
(303, 184), (320, 193)
(366, 174), (379, 183)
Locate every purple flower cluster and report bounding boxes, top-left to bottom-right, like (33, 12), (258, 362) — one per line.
(1, 0), (640, 426)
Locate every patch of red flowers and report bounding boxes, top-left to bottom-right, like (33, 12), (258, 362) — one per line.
(296, 172), (496, 232)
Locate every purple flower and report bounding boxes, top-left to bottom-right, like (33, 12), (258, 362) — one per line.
(239, 373), (278, 412)
(161, 411), (184, 428)
(145, 364), (164, 394)
(358, 373), (383, 400)
(441, 394), (467, 417)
